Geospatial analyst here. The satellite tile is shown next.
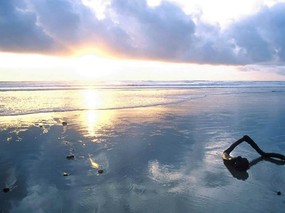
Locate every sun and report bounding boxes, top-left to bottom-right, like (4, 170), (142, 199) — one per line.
(75, 54), (117, 81)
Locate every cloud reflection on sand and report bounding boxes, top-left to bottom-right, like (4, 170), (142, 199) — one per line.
(1, 87), (285, 212)
(11, 185), (61, 212)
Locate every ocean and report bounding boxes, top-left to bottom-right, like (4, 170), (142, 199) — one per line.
(1, 81), (285, 212)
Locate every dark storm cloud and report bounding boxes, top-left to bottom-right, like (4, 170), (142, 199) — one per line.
(0, 0), (285, 65)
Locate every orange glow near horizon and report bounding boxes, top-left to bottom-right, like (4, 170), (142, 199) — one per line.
(75, 54), (119, 81)
(72, 45), (113, 58)
(1, 51), (285, 81)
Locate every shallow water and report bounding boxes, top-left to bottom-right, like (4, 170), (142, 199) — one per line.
(1, 82), (285, 212)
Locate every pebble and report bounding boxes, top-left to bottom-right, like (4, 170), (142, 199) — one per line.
(3, 188), (10, 193)
(66, 155), (75, 160)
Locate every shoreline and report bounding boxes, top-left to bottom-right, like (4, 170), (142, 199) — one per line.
(1, 87), (285, 212)
(1, 86), (285, 118)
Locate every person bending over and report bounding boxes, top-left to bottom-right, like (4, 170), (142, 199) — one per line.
(222, 135), (285, 172)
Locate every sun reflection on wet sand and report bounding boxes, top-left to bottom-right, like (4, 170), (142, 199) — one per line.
(85, 110), (98, 137)
(82, 89), (102, 110)
(88, 153), (104, 174)
(83, 110), (114, 139)
(89, 156), (100, 169)
(80, 89), (115, 140)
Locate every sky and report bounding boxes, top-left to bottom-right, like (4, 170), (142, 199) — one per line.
(1, 0), (285, 81)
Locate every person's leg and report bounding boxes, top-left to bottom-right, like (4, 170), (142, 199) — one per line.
(242, 135), (266, 156)
(243, 135), (285, 160)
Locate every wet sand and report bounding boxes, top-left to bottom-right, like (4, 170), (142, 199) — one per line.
(1, 88), (285, 212)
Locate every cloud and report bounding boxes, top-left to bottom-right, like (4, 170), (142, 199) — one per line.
(227, 3), (285, 64)
(32, 0), (81, 42)
(107, 0), (196, 60)
(0, 0), (59, 53)
(0, 0), (285, 65)
(240, 64), (285, 76)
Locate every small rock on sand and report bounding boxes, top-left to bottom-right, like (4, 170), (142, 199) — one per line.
(3, 188), (10, 193)
(66, 155), (75, 160)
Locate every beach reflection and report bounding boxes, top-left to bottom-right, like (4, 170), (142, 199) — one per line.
(2, 87), (285, 212)
(83, 110), (114, 139)
(85, 110), (98, 137)
(82, 89), (102, 110)
(78, 89), (173, 141)
(80, 89), (115, 141)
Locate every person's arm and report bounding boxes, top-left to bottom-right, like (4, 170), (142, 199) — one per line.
(222, 137), (245, 160)
(225, 135), (285, 160)
(242, 135), (266, 156)
(224, 137), (246, 154)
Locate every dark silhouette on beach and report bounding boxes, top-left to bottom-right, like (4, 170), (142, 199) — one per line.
(222, 135), (285, 180)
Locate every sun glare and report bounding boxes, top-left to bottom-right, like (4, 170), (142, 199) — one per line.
(75, 54), (117, 81)
(82, 89), (102, 109)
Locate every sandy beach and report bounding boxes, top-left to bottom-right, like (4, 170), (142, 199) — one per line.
(1, 82), (285, 212)
(3, 0), (285, 211)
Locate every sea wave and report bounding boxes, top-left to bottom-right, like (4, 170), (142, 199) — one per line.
(1, 81), (285, 116)
(0, 94), (207, 116)
(1, 81), (285, 92)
